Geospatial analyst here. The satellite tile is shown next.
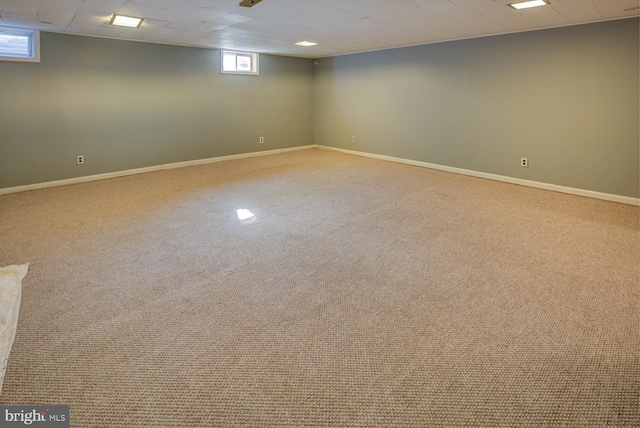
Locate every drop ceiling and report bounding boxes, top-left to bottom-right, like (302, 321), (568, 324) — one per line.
(0, 0), (637, 58)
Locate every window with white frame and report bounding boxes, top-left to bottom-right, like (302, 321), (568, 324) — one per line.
(0, 27), (39, 62)
(221, 50), (259, 75)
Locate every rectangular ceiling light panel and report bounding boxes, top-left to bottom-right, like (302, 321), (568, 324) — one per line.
(110, 14), (144, 28)
(509, 0), (549, 10)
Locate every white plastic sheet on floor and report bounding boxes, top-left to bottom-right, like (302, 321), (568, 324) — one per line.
(0, 264), (29, 396)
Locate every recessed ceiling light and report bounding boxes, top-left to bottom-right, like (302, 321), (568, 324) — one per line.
(509, 0), (549, 10)
(109, 14), (144, 28)
(295, 41), (318, 47)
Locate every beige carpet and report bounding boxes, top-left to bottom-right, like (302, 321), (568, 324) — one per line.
(0, 148), (638, 427)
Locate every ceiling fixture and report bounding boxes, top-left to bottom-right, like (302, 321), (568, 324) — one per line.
(109, 14), (144, 28)
(509, 0), (549, 10)
(295, 41), (318, 47)
(239, 0), (262, 7)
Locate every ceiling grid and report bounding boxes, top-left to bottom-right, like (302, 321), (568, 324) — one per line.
(0, 0), (636, 57)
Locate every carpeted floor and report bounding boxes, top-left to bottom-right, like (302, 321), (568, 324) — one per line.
(0, 148), (638, 427)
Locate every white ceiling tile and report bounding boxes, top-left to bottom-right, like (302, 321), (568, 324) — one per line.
(549, 0), (602, 22)
(193, 21), (228, 32)
(69, 15), (106, 27)
(157, 2), (203, 18)
(509, 3), (570, 27)
(38, 1), (82, 23)
(592, 0), (640, 19)
(423, 0), (531, 32)
(80, 0), (127, 6)
(0, 0), (39, 14)
(221, 12), (252, 23)
(165, 18), (200, 30)
(0, 10), (38, 24)
(423, 2), (511, 33)
(115, 3), (149, 17)
(130, 0), (173, 8)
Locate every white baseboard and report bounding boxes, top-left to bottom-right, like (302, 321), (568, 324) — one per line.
(316, 145), (640, 206)
(3, 144), (638, 206)
(0, 145), (315, 196)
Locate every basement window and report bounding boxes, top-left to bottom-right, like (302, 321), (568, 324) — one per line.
(0, 27), (40, 62)
(221, 50), (259, 75)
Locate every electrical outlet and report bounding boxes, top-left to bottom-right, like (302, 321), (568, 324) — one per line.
(77, 155), (85, 165)
(521, 157), (528, 168)
(259, 136), (264, 144)
(351, 136), (356, 143)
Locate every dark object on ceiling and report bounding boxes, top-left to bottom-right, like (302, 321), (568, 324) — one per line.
(239, 0), (262, 7)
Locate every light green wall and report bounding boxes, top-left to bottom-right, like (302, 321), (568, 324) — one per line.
(2, 20), (639, 198)
(0, 32), (314, 188)
(314, 18), (640, 198)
